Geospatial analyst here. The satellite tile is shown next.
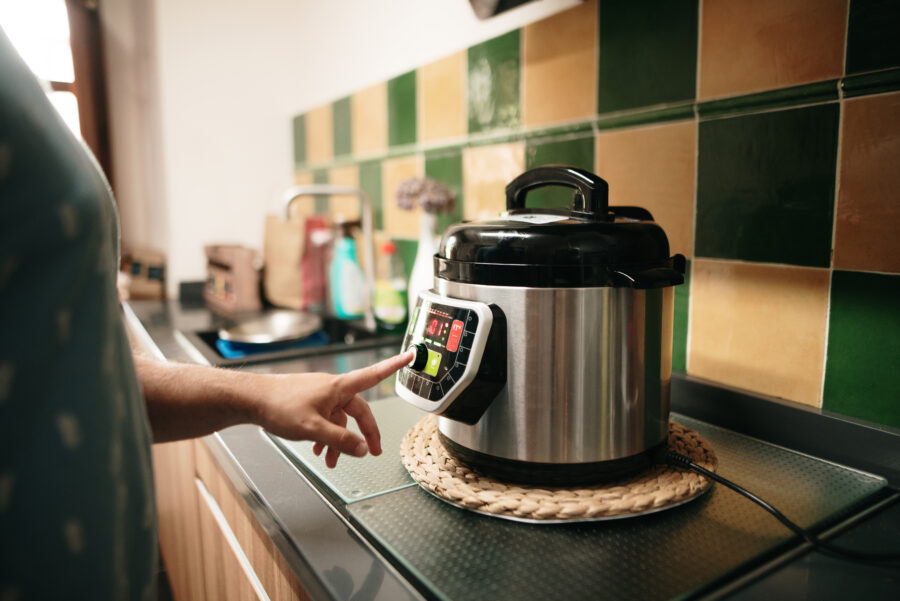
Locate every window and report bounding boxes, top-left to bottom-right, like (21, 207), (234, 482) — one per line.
(0, 0), (113, 184)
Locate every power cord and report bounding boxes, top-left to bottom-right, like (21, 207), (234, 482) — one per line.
(665, 451), (900, 565)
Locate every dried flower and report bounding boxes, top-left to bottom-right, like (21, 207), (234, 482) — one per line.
(395, 178), (456, 214)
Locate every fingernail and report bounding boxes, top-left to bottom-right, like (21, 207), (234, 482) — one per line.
(354, 441), (368, 456)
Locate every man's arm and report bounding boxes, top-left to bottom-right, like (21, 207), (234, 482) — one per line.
(134, 350), (413, 466)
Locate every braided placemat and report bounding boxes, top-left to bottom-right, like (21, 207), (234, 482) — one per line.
(401, 416), (718, 523)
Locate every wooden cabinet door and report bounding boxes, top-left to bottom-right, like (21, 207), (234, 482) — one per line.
(196, 476), (269, 601)
(153, 440), (207, 601)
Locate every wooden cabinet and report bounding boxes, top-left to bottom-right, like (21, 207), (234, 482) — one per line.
(153, 440), (206, 601)
(152, 438), (310, 601)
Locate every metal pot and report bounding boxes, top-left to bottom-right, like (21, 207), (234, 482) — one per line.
(396, 166), (685, 485)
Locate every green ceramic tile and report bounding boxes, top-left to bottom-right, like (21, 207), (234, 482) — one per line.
(846, 0), (900, 75)
(292, 114), (306, 167)
(823, 271), (900, 429)
(468, 30), (521, 134)
(332, 96), (352, 158)
(597, 0), (698, 114)
(697, 80), (839, 120)
(388, 70), (417, 147)
(359, 160), (383, 231)
(313, 168), (329, 214)
(425, 150), (464, 236)
(672, 259), (690, 372)
(524, 135), (595, 209)
(842, 67), (900, 98)
(392, 238), (418, 283)
(695, 104), (839, 267)
(595, 104), (695, 131)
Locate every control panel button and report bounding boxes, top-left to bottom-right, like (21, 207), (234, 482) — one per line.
(408, 343), (428, 371)
(449, 363), (466, 381)
(397, 368), (409, 387)
(409, 375), (423, 396)
(430, 382), (444, 400)
(460, 329), (475, 349)
(446, 319), (464, 352)
(423, 349), (442, 377)
(465, 312), (479, 332)
(455, 346), (470, 365)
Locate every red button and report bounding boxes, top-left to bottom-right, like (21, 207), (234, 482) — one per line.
(447, 320), (464, 352)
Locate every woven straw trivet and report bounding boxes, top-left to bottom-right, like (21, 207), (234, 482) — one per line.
(401, 416), (718, 523)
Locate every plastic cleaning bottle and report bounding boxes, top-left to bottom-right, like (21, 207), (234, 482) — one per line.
(373, 241), (408, 333)
(328, 222), (365, 320)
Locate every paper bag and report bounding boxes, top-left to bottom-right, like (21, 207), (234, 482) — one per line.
(262, 215), (305, 309)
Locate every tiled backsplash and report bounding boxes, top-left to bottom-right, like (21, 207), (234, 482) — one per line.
(290, 0), (900, 429)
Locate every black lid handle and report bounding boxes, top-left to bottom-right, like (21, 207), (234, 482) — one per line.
(505, 165), (609, 220)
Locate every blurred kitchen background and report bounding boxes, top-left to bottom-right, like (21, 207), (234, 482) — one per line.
(2, 0), (897, 429)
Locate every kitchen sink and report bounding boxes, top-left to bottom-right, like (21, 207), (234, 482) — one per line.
(175, 314), (403, 367)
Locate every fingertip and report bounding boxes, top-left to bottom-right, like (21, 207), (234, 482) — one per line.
(353, 440), (369, 457)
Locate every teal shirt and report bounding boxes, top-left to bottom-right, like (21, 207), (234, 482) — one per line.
(0, 29), (157, 599)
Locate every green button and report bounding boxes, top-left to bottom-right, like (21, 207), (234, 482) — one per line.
(424, 349), (441, 377)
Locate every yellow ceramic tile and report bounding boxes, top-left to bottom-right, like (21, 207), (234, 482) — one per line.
(688, 259), (830, 406)
(523, 0), (597, 126)
(699, 0), (847, 100)
(382, 155), (424, 238)
(328, 165), (362, 222)
(595, 121), (696, 257)
(420, 51), (467, 143)
(834, 92), (900, 274)
(305, 104), (333, 164)
(461, 143), (526, 220)
(352, 83), (388, 156)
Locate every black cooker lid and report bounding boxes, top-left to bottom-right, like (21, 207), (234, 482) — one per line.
(435, 166), (685, 288)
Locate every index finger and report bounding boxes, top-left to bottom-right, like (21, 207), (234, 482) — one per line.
(338, 350), (414, 395)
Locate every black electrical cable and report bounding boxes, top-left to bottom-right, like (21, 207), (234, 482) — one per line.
(665, 451), (900, 565)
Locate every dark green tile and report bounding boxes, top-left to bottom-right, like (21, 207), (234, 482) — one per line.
(468, 30), (521, 133)
(332, 96), (352, 158)
(697, 80), (839, 120)
(425, 150), (464, 236)
(823, 271), (900, 429)
(595, 103), (694, 131)
(313, 168), (329, 214)
(695, 104), (839, 267)
(388, 71), (417, 147)
(359, 160), (383, 231)
(846, 0), (900, 74)
(597, 0), (698, 114)
(392, 238), (418, 282)
(842, 67), (900, 98)
(672, 259), (690, 372)
(292, 114), (306, 167)
(524, 135), (595, 209)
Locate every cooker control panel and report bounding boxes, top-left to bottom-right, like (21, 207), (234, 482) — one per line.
(395, 290), (506, 424)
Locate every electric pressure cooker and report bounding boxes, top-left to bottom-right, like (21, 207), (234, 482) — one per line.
(396, 166), (685, 485)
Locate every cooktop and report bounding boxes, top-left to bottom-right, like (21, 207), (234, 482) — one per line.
(271, 397), (887, 601)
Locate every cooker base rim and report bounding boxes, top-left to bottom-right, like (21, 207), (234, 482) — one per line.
(438, 432), (667, 487)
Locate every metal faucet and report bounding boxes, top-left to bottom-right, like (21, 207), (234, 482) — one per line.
(282, 185), (377, 332)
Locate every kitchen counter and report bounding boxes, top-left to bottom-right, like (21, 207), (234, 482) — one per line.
(125, 299), (900, 601)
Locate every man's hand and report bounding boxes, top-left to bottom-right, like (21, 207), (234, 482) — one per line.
(250, 351), (413, 467)
(136, 349), (413, 468)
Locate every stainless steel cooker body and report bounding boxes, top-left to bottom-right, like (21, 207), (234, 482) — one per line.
(435, 278), (674, 466)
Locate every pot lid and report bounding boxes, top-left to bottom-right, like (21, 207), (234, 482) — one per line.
(436, 166), (685, 288)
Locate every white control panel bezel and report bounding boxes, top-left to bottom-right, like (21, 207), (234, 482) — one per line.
(395, 290), (494, 414)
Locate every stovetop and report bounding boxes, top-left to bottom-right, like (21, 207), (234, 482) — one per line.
(272, 397), (887, 601)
